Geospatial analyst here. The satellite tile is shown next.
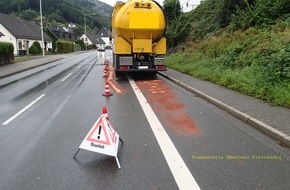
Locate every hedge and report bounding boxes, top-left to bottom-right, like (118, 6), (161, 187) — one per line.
(0, 42), (14, 54)
(56, 40), (74, 53)
(0, 42), (14, 64)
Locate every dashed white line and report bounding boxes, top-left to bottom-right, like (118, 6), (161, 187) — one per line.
(2, 94), (46, 125)
(128, 77), (201, 190)
(61, 73), (73, 82)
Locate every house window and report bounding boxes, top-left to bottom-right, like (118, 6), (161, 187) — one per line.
(101, 32), (103, 36)
(18, 41), (23, 50)
(62, 34), (65, 39)
(69, 35), (71, 39)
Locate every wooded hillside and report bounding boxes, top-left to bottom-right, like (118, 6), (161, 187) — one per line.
(165, 0), (290, 107)
(0, 0), (112, 35)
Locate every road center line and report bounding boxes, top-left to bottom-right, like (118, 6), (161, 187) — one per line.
(128, 77), (200, 190)
(2, 94), (46, 126)
(61, 73), (73, 82)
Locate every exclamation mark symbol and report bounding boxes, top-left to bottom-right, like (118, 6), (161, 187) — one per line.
(97, 126), (102, 139)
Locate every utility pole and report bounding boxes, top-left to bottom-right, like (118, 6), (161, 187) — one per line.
(40, 0), (45, 56)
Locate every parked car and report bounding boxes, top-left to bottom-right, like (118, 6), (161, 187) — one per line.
(98, 46), (105, 51)
(105, 45), (112, 50)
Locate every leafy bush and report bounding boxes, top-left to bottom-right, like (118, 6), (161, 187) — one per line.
(18, 9), (38, 21)
(166, 26), (290, 107)
(74, 44), (81, 51)
(228, 0), (290, 30)
(32, 41), (42, 54)
(168, 0), (290, 48)
(165, 0), (290, 107)
(56, 40), (74, 53)
(29, 45), (39, 55)
(0, 42), (14, 64)
(0, 42), (14, 53)
(75, 40), (85, 50)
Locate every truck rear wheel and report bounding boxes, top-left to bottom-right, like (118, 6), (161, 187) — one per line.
(114, 55), (123, 78)
(115, 71), (121, 78)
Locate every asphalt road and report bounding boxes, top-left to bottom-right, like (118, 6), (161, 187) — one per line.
(0, 51), (289, 190)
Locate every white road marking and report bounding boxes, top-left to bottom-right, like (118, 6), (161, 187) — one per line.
(2, 94), (46, 125)
(61, 73), (73, 82)
(128, 77), (201, 190)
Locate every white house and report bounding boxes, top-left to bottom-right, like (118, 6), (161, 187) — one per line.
(180, 0), (202, 12)
(96, 27), (111, 46)
(0, 13), (52, 55)
(80, 33), (106, 48)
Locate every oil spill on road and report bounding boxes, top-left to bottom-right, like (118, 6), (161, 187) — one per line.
(106, 66), (125, 94)
(136, 79), (202, 136)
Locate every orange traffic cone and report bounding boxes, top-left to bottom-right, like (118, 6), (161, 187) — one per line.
(103, 68), (108, 78)
(102, 81), (113, 96)
(104, 64), (108, 71)
(102, 106), (109, 120)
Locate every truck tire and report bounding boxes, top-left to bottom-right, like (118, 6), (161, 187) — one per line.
(115, 71), (122, 78)
(114, 55), (123, 78)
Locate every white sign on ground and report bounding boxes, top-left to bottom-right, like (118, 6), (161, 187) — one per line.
(74, 115), (122, 169)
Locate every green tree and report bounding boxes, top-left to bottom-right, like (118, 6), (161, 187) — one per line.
(219, 0), (255, 27)
(18, 9), (38, 21)
(27, 0), (39, 10)
(163, 0), (181, 25)
(0, 0), (17, 13)
(48, 12), (66, 23)
(73, 25), (85, 36)
(15, 0), (26, 11)
(75, 40), (85, 50)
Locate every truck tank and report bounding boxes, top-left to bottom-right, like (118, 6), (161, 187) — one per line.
(112, 0), (167, 76)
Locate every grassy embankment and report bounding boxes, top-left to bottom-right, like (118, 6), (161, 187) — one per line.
(165, 26), (290, 107)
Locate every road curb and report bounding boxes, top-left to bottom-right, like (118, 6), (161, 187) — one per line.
(158, 71), (290, 148)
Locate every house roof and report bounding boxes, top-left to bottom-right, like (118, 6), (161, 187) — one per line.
(0, 13), (51, 41)
(96, 27), (111, 38)
(47, 25), (78, 41)
(48, 25), (77, 35)
(86, 34), (106, 44)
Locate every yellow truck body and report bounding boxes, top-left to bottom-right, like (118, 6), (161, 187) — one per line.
(112, 0), (166, 76)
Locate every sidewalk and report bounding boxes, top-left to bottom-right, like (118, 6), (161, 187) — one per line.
(0, 57), (289, 147)
(159, 69), (290, 147)
(0, 54), (70, 79)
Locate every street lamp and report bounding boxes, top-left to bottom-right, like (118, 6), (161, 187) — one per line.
(40, 0), (45, 56)
(84, 13), (95, 50)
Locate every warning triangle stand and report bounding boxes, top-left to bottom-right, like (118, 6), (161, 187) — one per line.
(73, 108), (124, 169)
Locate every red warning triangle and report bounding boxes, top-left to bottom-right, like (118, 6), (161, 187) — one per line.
(86, 117), (110, 145)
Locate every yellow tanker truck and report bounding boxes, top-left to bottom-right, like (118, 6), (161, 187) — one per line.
(112, 0), (167, 76)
